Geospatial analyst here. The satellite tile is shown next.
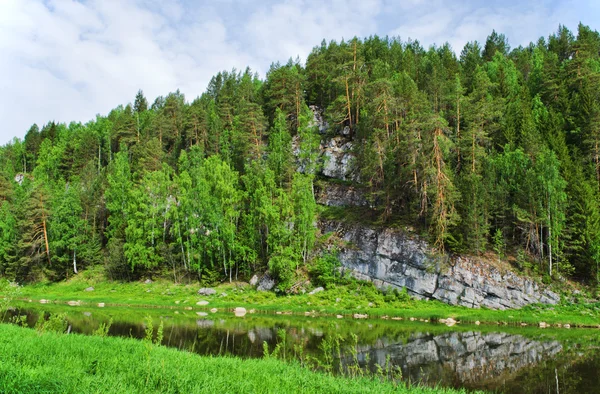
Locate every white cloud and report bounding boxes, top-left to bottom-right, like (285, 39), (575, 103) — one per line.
(242, 0), (383, 65)
(0, 0), (251, 144)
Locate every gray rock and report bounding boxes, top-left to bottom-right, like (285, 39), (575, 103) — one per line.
(257, 273), (275, 292)
(320, 137), (357, 181)
(309, 105), (329, 134)
(197, 288), (216, 296)
(309, 287), (324, 295)
(144, 279), (153, 284)
(249, 275), (259, 286)
(317, 183), (371, 208)
(320, 219), (560, 310)
(84, 287), (94, 292)
(432, 288), (460, 306)
(542, 289), (560, 303)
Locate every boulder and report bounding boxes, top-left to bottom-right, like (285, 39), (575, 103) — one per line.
(144, 279), (153, 284)
(84, 287), (94, 292)
(249, 275), (259, 286)
(309, 287), (324, 295)
(257, 273), (275, 292)
(234, 307), (247, 317)
(197, 288), (216, 296)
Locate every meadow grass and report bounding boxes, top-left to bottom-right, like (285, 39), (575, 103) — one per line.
(10, 274), (600, 328)
(0, 323), (473, 394)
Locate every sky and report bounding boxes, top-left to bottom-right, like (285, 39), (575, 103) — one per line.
(1, 0), (599, 145)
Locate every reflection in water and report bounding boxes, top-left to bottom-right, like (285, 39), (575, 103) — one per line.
(4, 307), (600, 394)
(352, 332), (563, 390)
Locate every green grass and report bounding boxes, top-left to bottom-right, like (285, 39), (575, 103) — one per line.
(10, 275), (600, 328)
(0, 324), (472, 394)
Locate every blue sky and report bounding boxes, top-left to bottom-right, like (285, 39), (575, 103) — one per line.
(1, 0), (598, 145)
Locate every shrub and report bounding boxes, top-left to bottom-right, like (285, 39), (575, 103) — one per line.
(309, 251), (340, 288)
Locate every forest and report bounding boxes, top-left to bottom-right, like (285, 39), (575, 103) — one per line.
(0, 24), (599, 290)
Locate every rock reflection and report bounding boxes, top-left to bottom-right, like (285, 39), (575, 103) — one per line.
(352, 331), (562, 388)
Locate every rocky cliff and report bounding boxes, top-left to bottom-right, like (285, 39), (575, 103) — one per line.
(311, 109), (560, 310)
(320, 219), (560, 309)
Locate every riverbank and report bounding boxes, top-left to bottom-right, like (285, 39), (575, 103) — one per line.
(7, 276), (600, 328)
(0, 324), (472, 394)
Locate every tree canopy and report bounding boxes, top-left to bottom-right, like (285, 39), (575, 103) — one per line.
(1, 24), (600, 287)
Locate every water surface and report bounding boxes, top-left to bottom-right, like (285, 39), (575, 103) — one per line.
(4, 304), (600, 393)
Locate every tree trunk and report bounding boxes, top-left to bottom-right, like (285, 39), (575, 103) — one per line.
(548, 207), (553, 276)
(345, 76), (352, 131)
(73, 249), (78, 274)
(40, 194), (51, 265)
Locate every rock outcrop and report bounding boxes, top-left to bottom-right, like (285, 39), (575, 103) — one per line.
(317, 183), (371, 208)
(321, 136), (357, 181)
(320, 220), (560, 309)
(309, 105), (330, 134)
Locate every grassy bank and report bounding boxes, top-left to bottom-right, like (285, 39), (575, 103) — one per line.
(8, 275), (600, 328)
(0, 324), (471, 394)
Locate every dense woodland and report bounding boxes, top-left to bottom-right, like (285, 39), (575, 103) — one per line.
(1, 24), (600, 289)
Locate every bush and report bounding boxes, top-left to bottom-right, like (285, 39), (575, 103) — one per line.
(268, 246), (298, 291)
(309, 251), (340, 288)
(35, 313), (68, 334)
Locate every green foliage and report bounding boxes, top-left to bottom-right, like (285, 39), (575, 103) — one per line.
(492, 229), (505, 259)
(309, 251), (341, 288)
(93, 318), (113, 338)
(268, 246), (297, 291)
(34, 312), (68, 334)
(0, 279), (21, 320)
(1, 24), (600, 289)
(0, 324), (473, 394)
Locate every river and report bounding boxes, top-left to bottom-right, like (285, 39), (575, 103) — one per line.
(4, 304), (600, 393)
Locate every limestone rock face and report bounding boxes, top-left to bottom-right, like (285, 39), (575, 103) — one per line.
(317, 183), (371, 208)
(320, 219), (560, 310)
(321, 137), (357, 181)
(309, 105), (329, 134)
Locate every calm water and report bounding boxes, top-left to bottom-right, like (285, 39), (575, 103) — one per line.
(4, 304), (600, 393)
